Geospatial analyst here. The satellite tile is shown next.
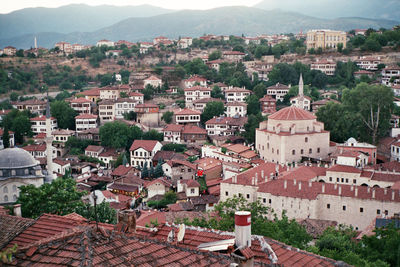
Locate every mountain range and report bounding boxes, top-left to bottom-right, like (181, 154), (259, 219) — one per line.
(0, 4), (398, 49)
(254, 0), (400, 21)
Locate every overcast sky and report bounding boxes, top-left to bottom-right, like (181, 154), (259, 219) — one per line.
(2, 0), (262, 14)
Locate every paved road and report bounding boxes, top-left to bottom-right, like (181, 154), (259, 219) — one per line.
(0, 90), (75, 102)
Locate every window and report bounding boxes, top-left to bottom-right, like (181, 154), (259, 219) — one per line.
(329, 177), (332, 182)
(292, 150), (295, 155)
(305, 137), (308, 143)
(225, 191), (229, 196)
(269, 199), (272, 204)
(246, 194), (250, 199)
(190, 189), (195, 194)
(343, 205), (346, 211)
(13, 195), (17, 201)
(317, 147), (320, 153)
(239, 193), (242, 197)
(309, 148), (312, 154)
(301, 149), (304, 155)
(353, 179), (356, 184)
(263, 198), (266, 203)
(4, 196), (8, 202)
(346, 179), (349, 183)
(337, 178), (339, 182)
(385, 210), (388, 215)
(360, 207), (364, 213)
(13, 185), (17, 192)
(327, 204), (330, 209)
(3, 186), (8, 193)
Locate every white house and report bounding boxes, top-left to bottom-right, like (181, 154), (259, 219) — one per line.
(30, 116), (57, 134)
(174, 108), (201, 125)
(130, 140), (162, 167)
(75, 114), (98, 132)
(224, 87), (251, 103)
(184, 86), (212, 108)
(183, 75), (207, 88)
(225, 102), (247, 117)
(144, 75), (162, 88)
(96, 39), (114, 47)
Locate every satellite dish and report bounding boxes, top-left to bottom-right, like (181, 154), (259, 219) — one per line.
(167, 229), (174, 243)
(177, 224), (185, 243)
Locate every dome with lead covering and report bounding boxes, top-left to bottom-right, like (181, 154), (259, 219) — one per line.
(0, 148), (38, 169)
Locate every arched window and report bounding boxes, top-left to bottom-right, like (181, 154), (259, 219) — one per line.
(3, 186), (8, 194)
(309, 148), (312, 154)
(4, 195), (8, 202)
(300, 149), (304, 155)
(13, 185), (17, 192)
(292, 150), (296, 155)
(13, 195), (17, 202)
(305, 137), (308, 143)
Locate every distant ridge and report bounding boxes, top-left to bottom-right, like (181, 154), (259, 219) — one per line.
(0, 6), (398, 49)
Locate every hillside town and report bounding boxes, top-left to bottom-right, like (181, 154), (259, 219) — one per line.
(1, 26), (400, 266)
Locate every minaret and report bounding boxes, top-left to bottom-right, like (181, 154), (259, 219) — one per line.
(45, 91), (55, 181)
(298, 73), (304, 109)
(34, 37), (37, 49)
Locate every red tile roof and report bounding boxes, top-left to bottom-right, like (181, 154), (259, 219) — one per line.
(0, 214), (35, 249)
(70, 97), (91, 103)
(129, 140), (160, 152)
(163, 124), (184, 132)
(269, 106), (316, 121)
(280, 166), (326, 182)
(75, 113), (98, 119)
(145, 75), (161, 81)
(111, 165), (134, 177)
(184, 86), (211, 92)
(85, 145), (104, 153)
(225, 162), (286, 186)
(180, 179), (201, 187)
(184, 75), (207, 82)
(30, 115), (56, 121)
(175, 108), (201, 116)
(22, 143), (46, 152)
(327, 164), (362, 173)
(166, 160), (197, 170)
(267, 83), (289, 90)
(146, 177), (172, 188)
(182, 125), (207, 135)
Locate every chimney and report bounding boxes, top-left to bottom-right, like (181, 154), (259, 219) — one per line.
(334, 183), (337, 190)
(350, 185), (354, 191)
(251, 177), (255, 185)
(372, 189), (375, 199)
(367, 187), (370, 193)
(308, 181), (312, 187)
(255, 173), (258, 185)
(322, 184), (325, 193)
(355, 187), (358, 197)
(392, 190), (395, 201)
(117, 210), (136, 233)
(298, 182), (302, 190)
(338, 186), (342, 196)
(13, 204), (22, 217)
(235, 211), (251, 248)
(384, 188), (387, 195)
(293, 179), (297, 185)
(284, 180), (287, 189)
(261, 170), (264, 179)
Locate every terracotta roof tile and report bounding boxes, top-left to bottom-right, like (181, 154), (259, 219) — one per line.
(269, 106), (316, 120)
(175, 108), (201, 116)
(129, 140), (160, 152)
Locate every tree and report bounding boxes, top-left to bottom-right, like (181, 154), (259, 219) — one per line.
(246, 95), (261, 116)
(16, 177), (86, 219)
(253, 83), (267, 99)
(153, 161), (164, 178)
(337, 43), (344, 53)
(2, 124), (10, 148)
(143, 84), (154, 100)
(161, 111), (174, 124)
(211, 86), (224, 99)
(141, 162), (149, 178)
(10, 114), (32, 144)
(76, 200), (117, 224)
(243, 113), (264, 144)
(316, 102), (361, 143)
(147, 190), (177, 209)
(342, 83), (394, 144)
(162, 143), (186, 152)
(122, 111), (137, 121)
(65, 136), (95, 155)
(10, 92), (19, 101)
(143, 129), (163, 141)
(99, 121), (132, 149)
(16, 49), (24, 57)
(120, 91), (128, 98)
(208, 50), (222, 61)
(201, 101), (225, 124)
(50, 101), (77, 130)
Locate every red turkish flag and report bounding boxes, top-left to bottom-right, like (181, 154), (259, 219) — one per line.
(197, 170), (203, 177)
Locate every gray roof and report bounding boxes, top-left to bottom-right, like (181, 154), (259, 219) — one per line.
(0, 148), (38, 169)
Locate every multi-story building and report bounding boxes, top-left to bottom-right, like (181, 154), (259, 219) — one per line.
(259, 95), (277, 115)
(222, 51), (245, 62)
(306, 29), (347, 50)
(181, 125), (208, 145)
(96, 39), (114, 47)
(311, 99), (339, 113)
(135, 104), (159, 127)
(224, 87), (251, 103)
(98, 100), (115, 124)
(52, 129), (74, 143)
(163, 160), (197, 182)
(163, 124), (184, 144)
(310, 59), (336, 76)
(85, 145), (104, 158)
(81, 88), (100, 102)
(70, 98), (92, 115)
(3, 46), (17, 56)
(144, 75), (162, 88)
(12, 99), (46, 115)
(130, 140), (162, 167)
(128, 92), (144, 104)
(356, 56), (381, 71)
(225, 102), (247, 117)
(335, 137), (377, 165)
(184, 86), (212, 108)
(183, 75), (207, 88)
(381, 66), (400, 86)
(114, 98), (138, 119)
(205, 116), (247, 136)
(266, 83), (290, 101)
(174, 108), (201, 125)
(30, 116), (57, 134)
(75, 114), (98, 132)
(256, 106), (330, 164)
